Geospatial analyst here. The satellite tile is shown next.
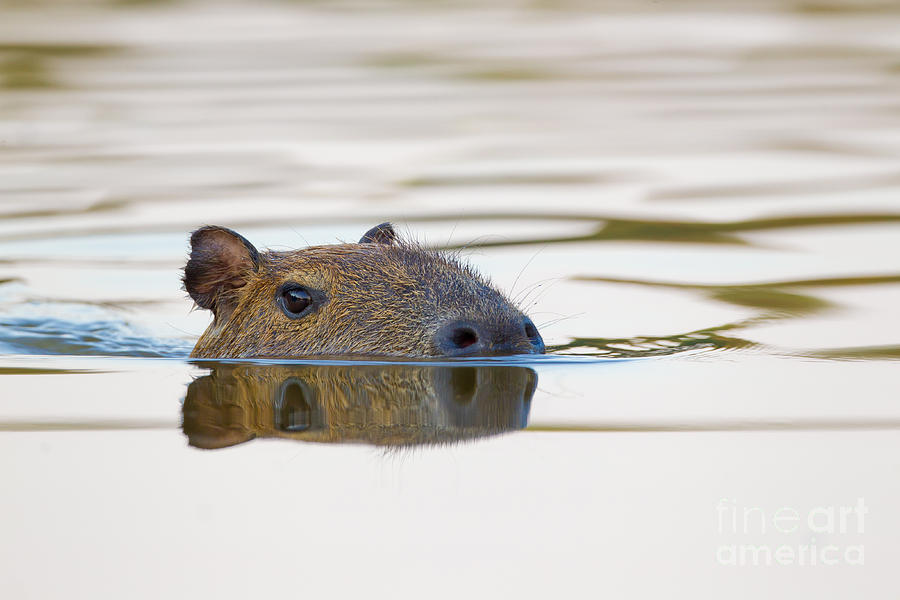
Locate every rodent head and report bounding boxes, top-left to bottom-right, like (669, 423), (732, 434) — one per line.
(183, 223), (546, 358)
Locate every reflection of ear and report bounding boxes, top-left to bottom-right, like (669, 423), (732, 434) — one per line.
(183, 226), (259, 321)
(358, 222), (397, 245)
(182, 375), (256, 450)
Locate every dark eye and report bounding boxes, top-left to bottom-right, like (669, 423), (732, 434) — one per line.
(278, 285), (313, 317)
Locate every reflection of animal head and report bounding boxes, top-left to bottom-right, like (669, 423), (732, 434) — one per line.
(183, 363), (537, 449)
(183, 223), (545, 358)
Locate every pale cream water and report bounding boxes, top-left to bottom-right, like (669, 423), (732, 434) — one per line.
(0, 1), (899, 598)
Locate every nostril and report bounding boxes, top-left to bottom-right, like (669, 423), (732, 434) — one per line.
(435, 321), (484, 356)
(523, 318), (545, 353)
(451, 327), (479, 349)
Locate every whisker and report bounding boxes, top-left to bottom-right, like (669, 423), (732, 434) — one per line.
(522, 277), (564, 309)
(510, 246), (547, 298)
(452, 234), (505, 254)
(514, 276), (564, 307)
(290, 227), (310, 248)
(446, 220), (460, 248)
(537, 312), (585, 329)
(512, 280), (543, 304)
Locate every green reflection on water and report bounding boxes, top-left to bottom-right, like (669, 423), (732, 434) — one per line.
(433, 213), (900, 248)
(457, 67), (557, 81)
(567, 274), (900, 358)
(0, 199), (128, 221)
(810, 345), (900, 360)
(365, 50), (557, 81)
(793, 1), (900, 14)
(0, 42), (122, 90)
(548, 325), (755, 357)
(0, 43), (121, 57)
(0, 366), (109, 375)
(709, 288), (830, 315)
(576, 274), (900, 317)
(700, 275), (900, 317)
(647, 172), (900, 201)
(0, 54), (56, 89)
(3, 211), (897, 245)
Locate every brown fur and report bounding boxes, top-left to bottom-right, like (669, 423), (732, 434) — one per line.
(183, 364), (536, 449)
(184, 224), (543, 358)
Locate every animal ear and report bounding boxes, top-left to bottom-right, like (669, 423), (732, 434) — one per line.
(183, 226), (259, 319)
(359, 222), (396, 245)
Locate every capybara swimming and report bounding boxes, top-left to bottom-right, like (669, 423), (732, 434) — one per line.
(184, 223), (545, 358)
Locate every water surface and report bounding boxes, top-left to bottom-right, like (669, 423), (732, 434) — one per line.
(1, 1), (899, 598)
